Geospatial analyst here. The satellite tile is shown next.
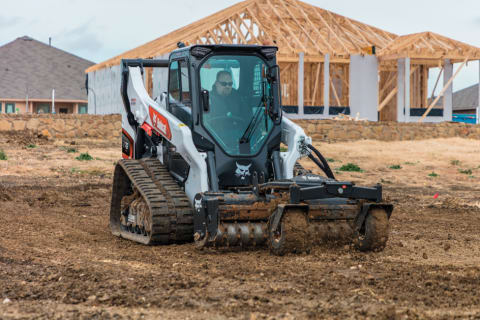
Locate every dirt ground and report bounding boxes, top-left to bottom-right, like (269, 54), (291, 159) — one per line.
(1, 132), (480, 319)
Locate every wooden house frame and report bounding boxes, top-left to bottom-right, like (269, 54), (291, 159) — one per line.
(86, 0), (480, 122)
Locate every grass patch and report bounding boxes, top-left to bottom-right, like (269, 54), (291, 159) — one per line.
(338, 163), (363, 172)
(389, 164), (402, 170)
(428, 172), (438, 178)
(75, 152), (93, 161)
(26, 144), (37, 149)
(59, 146), (78, 153)
(279, 146), (288, 152)
(404, 161), (416, 166)
(459, 168), (473, 175)
(0, 149), (7, 160)
(450, 160), (460, 166)
(327, 158), (336, 163)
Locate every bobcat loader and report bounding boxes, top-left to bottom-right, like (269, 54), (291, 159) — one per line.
(110, 44), (393, 255)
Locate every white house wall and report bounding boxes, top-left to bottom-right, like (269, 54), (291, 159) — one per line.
(349, 55), (379, 121)
(87, 65), (123, 114)
(152, 54), (169, 100)
(88, 54), (169, 115)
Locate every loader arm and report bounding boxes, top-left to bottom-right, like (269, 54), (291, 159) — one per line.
(121, 60), (209, 203)
(279, 117), (312, 179)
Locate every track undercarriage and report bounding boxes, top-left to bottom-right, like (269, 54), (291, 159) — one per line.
(110, 158), (392, 255)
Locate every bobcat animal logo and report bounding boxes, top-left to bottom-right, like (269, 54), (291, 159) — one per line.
(235, 162), (252, 180)
(194, 198), (202, 211)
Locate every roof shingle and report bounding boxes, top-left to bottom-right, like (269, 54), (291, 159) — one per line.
(0, 36), (94, 101)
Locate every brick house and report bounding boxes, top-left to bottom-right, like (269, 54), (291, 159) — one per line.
(0, 36), (94, 114)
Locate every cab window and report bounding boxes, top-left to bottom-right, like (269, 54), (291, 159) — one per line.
(168, 61), (180, 101)
(180, 60), (191, 103)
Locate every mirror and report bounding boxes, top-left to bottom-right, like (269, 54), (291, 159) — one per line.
(267, 65), (282, 124)
(267, 65), (279, 82)
(201, 89), (210, 112)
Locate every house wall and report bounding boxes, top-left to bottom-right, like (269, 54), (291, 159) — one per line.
(0, 100), (83, 114)
(454, 109), (476, 115)
(0, 101), (26, 113)
(88, 55), (169, 115)
(87, 65), (123, 114)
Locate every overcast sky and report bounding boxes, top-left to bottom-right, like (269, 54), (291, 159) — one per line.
(1, 0), (479, 91)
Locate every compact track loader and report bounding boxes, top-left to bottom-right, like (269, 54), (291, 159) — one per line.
(110, 44), (393, 255)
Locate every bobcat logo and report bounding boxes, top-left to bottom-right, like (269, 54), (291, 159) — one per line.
(235, 162), (251, 180)
(194, 199), (202, 211)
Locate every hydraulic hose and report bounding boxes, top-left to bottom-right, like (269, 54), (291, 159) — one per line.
(307, 144), (336, 180)
(307, 153), (325, 172)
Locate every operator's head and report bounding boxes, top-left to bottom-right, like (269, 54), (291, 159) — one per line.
(214, 71), (233, 96)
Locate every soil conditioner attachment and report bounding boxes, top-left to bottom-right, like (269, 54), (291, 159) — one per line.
(109, 44), (393, 255)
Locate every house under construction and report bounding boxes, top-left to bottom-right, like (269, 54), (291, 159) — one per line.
(86, 0), (480, 122)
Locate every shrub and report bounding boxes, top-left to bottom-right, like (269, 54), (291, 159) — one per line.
(75, 152), (93, 161)
(338, 163), (362, 172)
(428, 172), (438, 177)
(459, 169), (473, 175)
(450, 160), (460, 166)
(0, 149), (7, 160)
(389, 164), (402, 170)
(26, 144), (37, 149)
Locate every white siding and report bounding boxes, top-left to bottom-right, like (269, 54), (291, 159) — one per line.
(87, 54), (169, 115)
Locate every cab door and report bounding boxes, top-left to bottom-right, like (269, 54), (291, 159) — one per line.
(168, 59), (193, 128)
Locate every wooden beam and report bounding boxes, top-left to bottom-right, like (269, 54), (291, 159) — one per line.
(264, 0), (308, 52)
(378, 86), (398, 112)
(310, 7), (349, 53)
(277, 55), (350, 63)
(379, 71), (396, 99)
(277, 0), (326, 55)
(289, 0), (335, 53)
(245, 7), (278, 47)
(237, 13), (260, 44)
(280, 63), (293, 78)
(220, 23), (234, 44)
(228, 18), (248, 44)
(429, 67), (443, 103)
(311, 63), (322, 105)
(329, 75), (342, 106)
(418, 58), (468, 122)
(378, 66), (418, 111)
(324, 10), (360, 51)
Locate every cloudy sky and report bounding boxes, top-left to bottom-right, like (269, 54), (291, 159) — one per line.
(1, 0), (479, 91)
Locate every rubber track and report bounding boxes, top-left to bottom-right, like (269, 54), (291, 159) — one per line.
(110, 158), (193, 245)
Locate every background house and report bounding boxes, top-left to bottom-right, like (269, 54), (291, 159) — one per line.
(0, 36), (94, 115)
(452, 84), (479, 114)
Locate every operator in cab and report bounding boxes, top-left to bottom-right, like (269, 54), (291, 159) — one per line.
(209, 70), (244, 119)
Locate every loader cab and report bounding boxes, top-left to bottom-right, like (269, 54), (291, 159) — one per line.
(166, 45), (283, 190)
